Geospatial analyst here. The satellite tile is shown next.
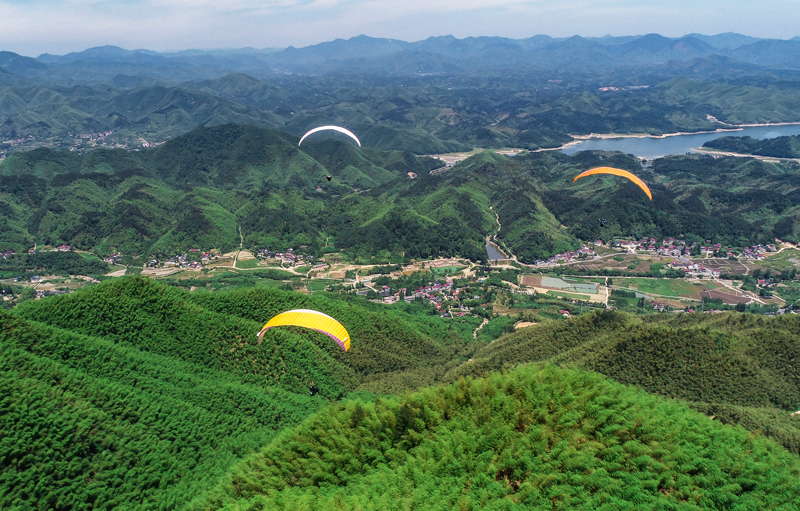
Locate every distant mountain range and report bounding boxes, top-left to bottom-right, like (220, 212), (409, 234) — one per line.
(2, 33), (800, 83)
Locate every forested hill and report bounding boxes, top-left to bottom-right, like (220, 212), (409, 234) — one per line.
(197, 365), (800, 510)
(703, 134), (800, 158)
(4, 278), (800, 509)
(1, 125), (800, 262)
(0, 277), (486, 509)
(446, 309), (800, 455)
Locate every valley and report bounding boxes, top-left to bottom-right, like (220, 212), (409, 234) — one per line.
(3, 30), (800, 510)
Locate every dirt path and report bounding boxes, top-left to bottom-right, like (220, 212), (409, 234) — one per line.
(473, 318), (489, 339)
(233, 225), (244, 267)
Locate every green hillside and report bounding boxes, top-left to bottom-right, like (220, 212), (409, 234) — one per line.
(703, 134), (800, 158)
(4, 278), (800, 509)
(2, 125), (800, 266)
(0, 277), (486, 509)
(197, 365), (800, 510)
(12, 277), (485, 395)
(0, 311), (323, 510)
(7, 70), (800, 158)
(446, 309), (800, 455)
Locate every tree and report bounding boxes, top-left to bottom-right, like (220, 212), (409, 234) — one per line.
(735, 302), (747, 312)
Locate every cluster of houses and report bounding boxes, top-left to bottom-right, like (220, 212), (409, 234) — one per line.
(598, 85), (649, 92)
(650, 301), (728, 314)
(3, 134), (35, 147)
(360, 280), (463, 309)
(668, 261), (720, 277)
(35, 289), (67, 300)
(145, 250), (218, 269)
(742, 244), (776, 260)
(535, 245), (596, 266)
(610, 238), (779, 260)
(359, 280), (491, 318)
(1, 250), (15, 260)
(614, 237), (692, 255)
(162, 251), (212, 269)
(256, 247), (314, 265)
(74, 130), (113, 142)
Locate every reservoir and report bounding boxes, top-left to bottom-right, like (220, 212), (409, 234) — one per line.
(560, 124), (800, 159)
(486, 241), (507, 261)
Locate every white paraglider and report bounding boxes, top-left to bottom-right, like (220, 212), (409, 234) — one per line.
(298, 126), (361, 147)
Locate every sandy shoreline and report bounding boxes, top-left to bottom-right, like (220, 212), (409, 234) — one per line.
(426, 121), (800, 159)
(567, 121), (800, 142)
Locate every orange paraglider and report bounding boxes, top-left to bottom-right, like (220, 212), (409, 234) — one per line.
(573, 167), (652, 200)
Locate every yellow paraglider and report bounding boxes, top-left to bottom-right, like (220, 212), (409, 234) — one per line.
(256, 309), (350, 352)
(573, 167), (652, 200)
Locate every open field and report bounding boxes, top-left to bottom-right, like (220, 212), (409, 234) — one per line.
(545, 290), (591, 300)
(520, 275), (606, 303)
(569, 254), (673, 273)
(234, 258), (260, 269)
(426, 259), (463, 268)
(614, 278), (717, 299)
(755, 249), (800, 272)
(140, 268), (182, 277)
(430, 266), (466, 277)
(521, 275), (598, 293)
(307, 279), (336, 291)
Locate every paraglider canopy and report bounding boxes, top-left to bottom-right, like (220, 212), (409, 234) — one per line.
(573, 167), (652, 200)
(256, 309), (351, 352)
(299, 126), (361, 147)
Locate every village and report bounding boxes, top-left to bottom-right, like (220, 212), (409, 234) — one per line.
(1, 236), (798, 317)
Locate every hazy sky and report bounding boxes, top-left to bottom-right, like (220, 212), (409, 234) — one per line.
(1, 0), (797, 56)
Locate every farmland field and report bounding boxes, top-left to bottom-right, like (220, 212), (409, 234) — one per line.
(755, 249), (800, 272)
(235, 258), (260, 269)
(430, 266), (466, 277)
(545, 290), (591, 300)
(615, 278), (717, 298)
(696, 258), (751, 274)
(307, 279), (336, 291)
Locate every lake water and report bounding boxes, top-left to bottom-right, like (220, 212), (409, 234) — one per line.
(560, 124), (800, 159)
